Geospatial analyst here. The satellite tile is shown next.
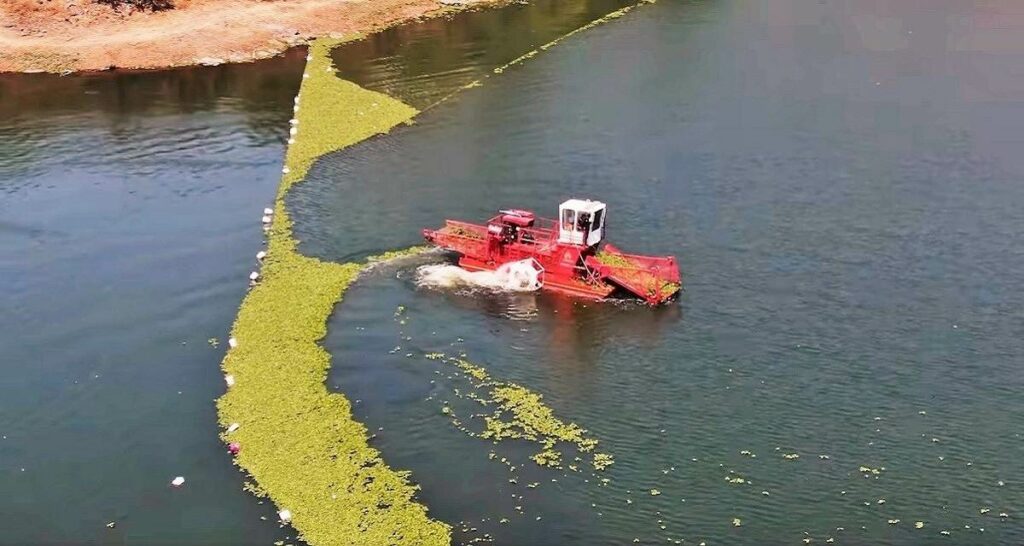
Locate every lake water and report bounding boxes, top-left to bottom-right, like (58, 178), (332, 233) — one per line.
(5, 0), (1024, 544)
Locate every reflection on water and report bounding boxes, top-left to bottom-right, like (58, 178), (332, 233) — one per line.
(0, 49), (305, 184)
(331, 0), (633, 107)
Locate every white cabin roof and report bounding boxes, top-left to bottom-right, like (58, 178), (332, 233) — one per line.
(560, 199), (606, 213)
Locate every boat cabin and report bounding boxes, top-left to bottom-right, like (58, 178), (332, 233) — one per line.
(558, 198), (606, 247)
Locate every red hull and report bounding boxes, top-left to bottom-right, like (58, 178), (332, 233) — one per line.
(458, 256), (616, 300)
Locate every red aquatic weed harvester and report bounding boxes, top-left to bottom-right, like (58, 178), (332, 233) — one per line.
(422, 199), (682, 304)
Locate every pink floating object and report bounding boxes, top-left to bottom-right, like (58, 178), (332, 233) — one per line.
(228, 442), (241, 455)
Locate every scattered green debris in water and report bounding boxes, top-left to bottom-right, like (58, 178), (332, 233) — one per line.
(424, 353), (612, 472)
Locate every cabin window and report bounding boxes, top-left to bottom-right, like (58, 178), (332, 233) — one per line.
(562, 209), (576, 231)
(592, 209), (603, 231)
(577, 212), (591, 231)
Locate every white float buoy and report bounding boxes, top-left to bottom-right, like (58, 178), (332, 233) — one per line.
(279, 509), (292, 523)
(263, 207), (274, 216)
(261, 215), (272, 224)
(227, 423), (240, 433)
(289, 118), (298, 126)
(225, 374), (235, 387)
(256, 251), (267, 261)
(288, 138), (295, 145)
(289, 127), (298, 136)
(228, 337), (238, 348)
(249, 271), (260, 281)
(302, 73), (309, 79)
(282, 167), (290, 174)
(170, 476), (186, 487)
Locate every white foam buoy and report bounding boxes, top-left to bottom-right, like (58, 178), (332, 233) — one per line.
(288, 138), (295, 145)
(228, 337), (238, 348)
(262, 215), (272, 224)
(289, 127), (298, 136)
(294, 96), (300, 104)
(170, 476), (185, 487)
(227, 423), (240, 433)
(282, 167), (290, 174)
(225, 374), (235, 387)
(279, 509), (292, 523)
(249, 271), (260, 282)
(256, 251), (267, 261)
(289, 118), (298, 126)
(302, 73), (309, 79)
(263, 207), (274, 216)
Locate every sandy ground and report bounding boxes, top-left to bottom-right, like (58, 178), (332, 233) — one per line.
(0, 0), (494, 73)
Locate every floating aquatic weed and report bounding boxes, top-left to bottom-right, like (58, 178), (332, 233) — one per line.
(732, 518), (742, 527)
(593, 453), (614, 471)
(432, 356), (611, 472)
(915, 521), (925, 529)
(216, 36), (450, 546)
(725, 475), (747, 485)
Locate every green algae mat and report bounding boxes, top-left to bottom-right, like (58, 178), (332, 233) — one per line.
(215, 39), (445, 546)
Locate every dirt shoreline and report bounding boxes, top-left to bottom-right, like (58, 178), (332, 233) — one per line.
(0, 0), (501, 74)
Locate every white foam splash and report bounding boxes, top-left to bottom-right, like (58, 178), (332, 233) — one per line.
(416, 259), (543, 293)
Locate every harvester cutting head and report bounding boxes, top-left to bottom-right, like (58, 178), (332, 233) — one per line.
(585, 244), (681, 305)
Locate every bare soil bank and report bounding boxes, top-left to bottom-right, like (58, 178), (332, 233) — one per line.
(0, 0), (497, 73)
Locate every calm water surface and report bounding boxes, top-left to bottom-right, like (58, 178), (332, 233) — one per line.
(297, 0), (1024, 544)
(4, 0), (1024, 544)
(0, 55), (306, 544)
